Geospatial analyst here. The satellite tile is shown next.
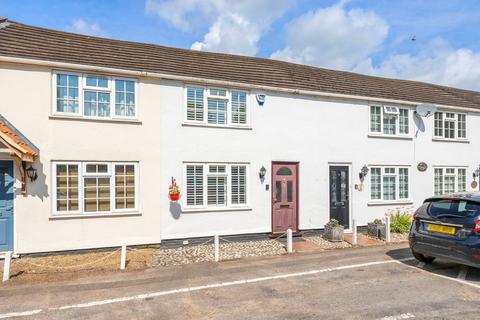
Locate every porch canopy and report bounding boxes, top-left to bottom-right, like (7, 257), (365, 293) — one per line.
(0, 115), (38, 193)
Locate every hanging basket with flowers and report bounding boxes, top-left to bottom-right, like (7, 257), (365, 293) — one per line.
(169, 180), (180, 201)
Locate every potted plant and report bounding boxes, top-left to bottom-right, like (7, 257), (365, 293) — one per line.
(169, 181), (180, 202)
(324, 219), (344, 242)
(368, 218), (386, 239)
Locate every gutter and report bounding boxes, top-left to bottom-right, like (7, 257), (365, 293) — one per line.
(0, 55), (478, 113)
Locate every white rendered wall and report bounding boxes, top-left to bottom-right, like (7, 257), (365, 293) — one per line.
(158, 80), (480, 239)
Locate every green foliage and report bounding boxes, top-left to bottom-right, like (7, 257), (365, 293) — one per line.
(390, 212), (412, 233)
(325, 218), (341, 228)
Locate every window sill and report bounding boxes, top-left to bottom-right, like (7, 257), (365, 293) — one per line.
(432, 138), (470, 144)
(49, 115), (142, 125)
(367, 200), (413, 207)
(181, 207), (252, 213)
(49, 211), (141, 220)
(182, 122), (252, 130)
(367, 133), (413, 140)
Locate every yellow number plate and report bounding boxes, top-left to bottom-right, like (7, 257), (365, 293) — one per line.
(427, 224), (456, 235)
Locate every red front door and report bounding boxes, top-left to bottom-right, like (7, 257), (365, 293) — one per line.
(272, 162), (298, 234)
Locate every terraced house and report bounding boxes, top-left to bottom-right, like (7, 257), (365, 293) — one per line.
(1, 18), (480, 254)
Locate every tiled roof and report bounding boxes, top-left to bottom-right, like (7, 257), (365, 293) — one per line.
(0, 115), (38, 159)
(0, 20), (480, 109)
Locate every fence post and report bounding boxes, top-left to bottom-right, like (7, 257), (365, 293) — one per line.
(2, 251), (11, 282)
(287, 228), (293, 253)
(120, 245), (126, 270)
(214, 235), (220, 262)
(352, 219), (357, 246)
(385, 215), (391, 243)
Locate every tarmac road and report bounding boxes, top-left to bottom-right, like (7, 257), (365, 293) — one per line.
(0, 243), (479, 319)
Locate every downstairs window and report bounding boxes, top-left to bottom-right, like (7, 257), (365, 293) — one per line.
(53, 162), (138, 215)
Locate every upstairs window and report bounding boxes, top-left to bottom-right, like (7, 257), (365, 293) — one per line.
(53, 71), (137, 120)
(370, 105), (409, 136)
(185, 86), (249, 127)
(370, 166), (410, 202)
(56, 74), (79, 114)
(434, 112), (467, 140)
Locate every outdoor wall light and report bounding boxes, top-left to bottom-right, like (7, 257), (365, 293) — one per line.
(259, 166), (267, 179)
(25, 165), (38, 182)
(359, 165), (369, 182)
(473, 167), (480, 180)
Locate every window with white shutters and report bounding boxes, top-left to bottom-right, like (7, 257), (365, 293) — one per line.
(231, 165), (247, 205)
(184, 163), (248, 209)
(231, 91), (247, 125)
(187, 86), (204, 122)
(207, 165), (227, 206)
(184, 86), (249, 126)
(186, 164), (204, 206)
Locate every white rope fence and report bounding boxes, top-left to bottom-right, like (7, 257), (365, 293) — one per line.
(2, 230), (296, 282)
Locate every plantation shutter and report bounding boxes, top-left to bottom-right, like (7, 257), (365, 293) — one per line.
(186, 164), (204, 206)
(231, 165), (247, 205)
(187, 87), (204, 121)
(207, 165), (227, 206)
(231, 91), (247, 124)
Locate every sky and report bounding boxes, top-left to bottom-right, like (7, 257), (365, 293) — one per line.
(1, 0), (480, 91)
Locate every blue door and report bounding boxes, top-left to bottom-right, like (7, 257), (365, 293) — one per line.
(0, 160), (14, 252)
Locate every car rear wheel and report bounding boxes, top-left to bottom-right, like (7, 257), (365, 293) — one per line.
(412, 250), (436, 263)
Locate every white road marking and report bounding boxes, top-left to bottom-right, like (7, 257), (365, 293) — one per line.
(0, 258), (414, 319)
(380, 312), (415, 320)
(397, 261), (480, 289)
(457, 266), (469, 280)
(0, 310), (42, 319)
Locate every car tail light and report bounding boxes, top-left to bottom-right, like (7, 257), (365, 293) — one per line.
(473, 253), (480, 260)
(472, 219), (480, 233)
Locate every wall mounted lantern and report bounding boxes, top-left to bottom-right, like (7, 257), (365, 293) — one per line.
(25, 165), (38, 182)
(473, 167), (480, 180)
(359, 165), (369, 182)
(259, 166), (267, 180)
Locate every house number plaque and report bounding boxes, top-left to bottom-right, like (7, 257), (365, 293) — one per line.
(417, 162), (428, 172)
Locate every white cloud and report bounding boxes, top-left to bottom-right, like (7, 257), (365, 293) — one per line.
(146, 0), (290, 56)
(354, 39), (480, 91)
(271, 2), (388, 70)
(66, 19), (107, 37)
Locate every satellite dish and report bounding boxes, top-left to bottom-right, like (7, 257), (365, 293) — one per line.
(415, 103), (437, 117)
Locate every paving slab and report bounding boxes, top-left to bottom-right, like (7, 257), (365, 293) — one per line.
(344, 233), (384, 246)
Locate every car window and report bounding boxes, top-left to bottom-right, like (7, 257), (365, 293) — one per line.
(428, 199), (480, 217)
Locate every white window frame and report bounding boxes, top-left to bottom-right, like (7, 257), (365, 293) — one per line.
(433, 111), (468, 141)
(369, 105), (410, 137)
(433, 167), (468, 196)
(183, 85), (250, 127)
(52, 161), (139, 215)
(369, 165), (411, 202)
(183, 162), (249, 211)
(51, 71), (138, 120)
